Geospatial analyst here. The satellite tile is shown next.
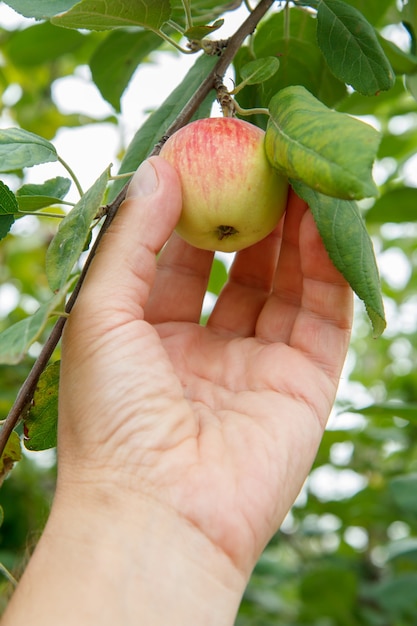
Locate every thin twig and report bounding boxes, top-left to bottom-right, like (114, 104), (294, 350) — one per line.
(0, 0), (275, 459)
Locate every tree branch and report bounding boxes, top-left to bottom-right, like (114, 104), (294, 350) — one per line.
(0, 0), (275, 459)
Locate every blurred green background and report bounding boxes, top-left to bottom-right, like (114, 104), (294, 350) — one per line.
(1, 1), (417, 622)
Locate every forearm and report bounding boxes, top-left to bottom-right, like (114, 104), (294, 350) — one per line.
(3, 485), (245, 626)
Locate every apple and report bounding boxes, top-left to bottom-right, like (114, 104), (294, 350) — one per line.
(159, 117), (288, 252)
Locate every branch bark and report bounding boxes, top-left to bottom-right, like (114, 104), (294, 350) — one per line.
(0, 0), (275, 458)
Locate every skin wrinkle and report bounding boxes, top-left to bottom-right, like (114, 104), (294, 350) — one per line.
(157, 249), (212, 280)
(204, 397), (314, 541)
(61, 322), (196, 467)
(80, 310), (334, 480)
(301, 277), (353, 329)
(162, 329), (316, 406)
(178, 342), (328, 444)
(3, 153), (355, 625)
(174, 412), (277, 570)
(250, 343), (334, 429)
(119, 405), (255, 572)
(227, 274), (272, 301)
(296, 327), (352, 387)
(273, 243), (303, 294)
(208, 293), (267, 337)
(145, 235), (214, 324)
(290, 321), (351, 388)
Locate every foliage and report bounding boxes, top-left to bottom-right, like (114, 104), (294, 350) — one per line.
(1, 0), (417, 622)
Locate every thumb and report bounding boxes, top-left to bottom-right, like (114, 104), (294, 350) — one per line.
(68, 156), (182, 333)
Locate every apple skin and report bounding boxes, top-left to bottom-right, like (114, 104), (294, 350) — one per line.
(159, 117), (288, 252)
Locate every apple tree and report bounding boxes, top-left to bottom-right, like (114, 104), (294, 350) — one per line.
(1, 0), (417, 622)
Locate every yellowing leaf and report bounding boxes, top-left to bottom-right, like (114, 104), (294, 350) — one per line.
(0, 431), (22, 486)
(24, 362), (60, 451)
(266, 85), (380, 200)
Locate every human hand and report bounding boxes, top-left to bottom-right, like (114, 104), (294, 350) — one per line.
(4, 156), (352, 626)
(58, 155), (352, 576)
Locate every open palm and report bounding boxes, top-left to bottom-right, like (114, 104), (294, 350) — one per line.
(59, 157), (352, 577)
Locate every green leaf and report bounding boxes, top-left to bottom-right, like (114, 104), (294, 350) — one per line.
(337, 77), (408, 116)
(207, 258), (228, 296)
(0, 431), (22, 486)
(16, 177), (72, 212)
(378, 126), (417, 164)
(17, 197), (70, 213)
(108, 53), (218, 201)
(378, 35), (417, 76)
(0, 215), (15, 241)
(6, 21), (85, 67)
(0, 128), (58, 172)
(362, 574), (417, 620)
(23, 362), (60, 451)
(349, 402), (417, 422)
(291, 180), (386, 337)
(252, 9), (347, 109)
(184, 19), (224, 40)
(385, 538), (417, 565)
(2, 0), (76, 19)
(389, 474), (417, 514)
(317, 0), (395, 95)
(18, 177), (71, 200)
(0, 182), (18, 240)
(366, 188), (417, 223)
(340, 0), (393, 26)
(266, 85), (380, 200)
(0, 181), (19, 215)
(90, 30), (162, 111)
(238, 57), (280, 87)
(405, 72), (417, 103)
(0, 288), (70, 365)
(51, 0), (171, 31)
(300, 565), (358, 622)
(46, 167), (110, 291)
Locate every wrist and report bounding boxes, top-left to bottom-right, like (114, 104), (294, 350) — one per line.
(5, 481), (246, 626)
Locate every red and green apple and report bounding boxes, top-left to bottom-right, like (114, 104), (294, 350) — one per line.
(159, 117), (288, 252)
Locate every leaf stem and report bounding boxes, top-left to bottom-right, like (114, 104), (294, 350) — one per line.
(233, 100), (270, 117)
(0, 562), (18, 588)
(231, 79), (249, 96)
(0, 0), (276, 459)
(110, 171), (136, 180)
(58, 156), (84, 197)
(284, 0), (291, 40)
(50, 311), (70, 318)
(166, 20), (185, 35)
(181, 0), (193, 31)
(154, 28), (195, 54)
(18, 210), (67, 219)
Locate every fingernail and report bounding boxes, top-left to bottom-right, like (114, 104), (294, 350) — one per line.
(127, 160), (159, 198)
